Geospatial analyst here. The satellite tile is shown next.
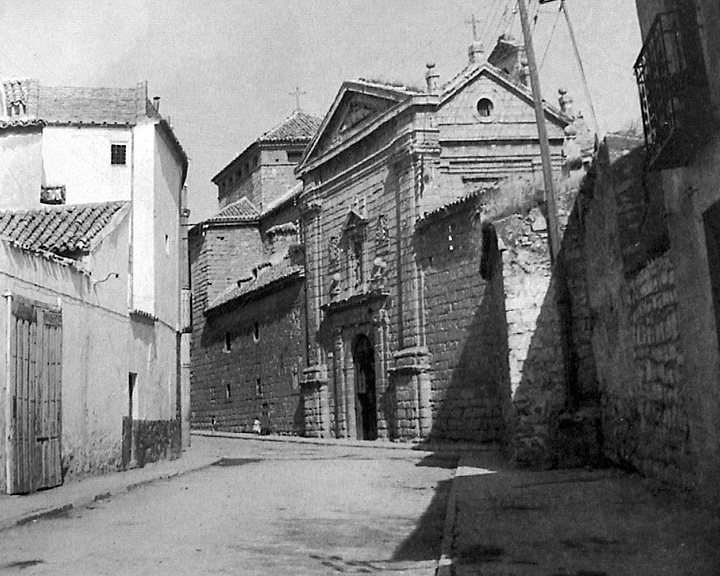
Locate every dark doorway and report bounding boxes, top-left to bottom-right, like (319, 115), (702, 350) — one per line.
(353, 334), (377, 440)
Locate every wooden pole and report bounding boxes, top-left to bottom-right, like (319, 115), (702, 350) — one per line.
(517, 0), (561, 261)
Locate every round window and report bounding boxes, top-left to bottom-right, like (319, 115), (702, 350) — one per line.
(477, 98), (494, 118)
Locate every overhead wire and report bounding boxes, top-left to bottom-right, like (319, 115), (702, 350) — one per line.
(539, 2), (563, 70)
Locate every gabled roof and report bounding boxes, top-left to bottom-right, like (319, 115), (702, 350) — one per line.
(258, 110), (322, 143)
(438, 62), (569, 125)
(213, 110), (322, 183)
(206, 257), (304, 314)
(297, 61), (571, 176)
(204, 196), (260, 225)
(0, 201), (129, 257)
(297, 80), (419, 173)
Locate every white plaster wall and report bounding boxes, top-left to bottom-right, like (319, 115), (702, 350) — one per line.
(0, 130), (44, 209)
(42, 126), (132, 203)
(152, 124), (182, 328)
(128, 320), (177, 421)
(131, 122), (155, 314)
(0, 213), (131, 490)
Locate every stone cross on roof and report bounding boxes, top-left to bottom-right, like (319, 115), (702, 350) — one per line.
(289, 86), (307, 111)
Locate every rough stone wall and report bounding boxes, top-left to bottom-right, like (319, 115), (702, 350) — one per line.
(191, 282), (306, 434)
(189, 225), (263, 311)
(495, 213), (567, 467)
(418, 204), (508, 443)
(582, 139), (695, 490)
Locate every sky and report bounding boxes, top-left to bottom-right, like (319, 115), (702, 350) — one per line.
(0, 0), (643, 223)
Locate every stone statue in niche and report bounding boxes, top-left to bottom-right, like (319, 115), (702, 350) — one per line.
(328, 236), (340, 266)
(329, 272), (342, 300)
(375, 214), (389, 250)
(370, 256), (388, 291)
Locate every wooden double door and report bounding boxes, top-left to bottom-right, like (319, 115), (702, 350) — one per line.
(6, 297), (63, 494)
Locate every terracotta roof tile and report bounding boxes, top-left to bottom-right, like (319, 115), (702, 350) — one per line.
(38, 86), (140, 125)
(258, 110), (322, 143)
(206, 258), (304, 313)
(0, 201), (128, 257)
(205, 197), (259, 224)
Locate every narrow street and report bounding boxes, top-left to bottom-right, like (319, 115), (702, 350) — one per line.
(0, 437), (455, 575)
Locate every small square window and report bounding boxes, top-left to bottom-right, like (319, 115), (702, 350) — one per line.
(111, 144), (127, 165)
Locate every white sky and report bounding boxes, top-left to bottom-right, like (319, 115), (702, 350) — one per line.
(0, 0), (642, 223)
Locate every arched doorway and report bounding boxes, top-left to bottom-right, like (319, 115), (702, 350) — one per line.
(353, 334), (377, 440)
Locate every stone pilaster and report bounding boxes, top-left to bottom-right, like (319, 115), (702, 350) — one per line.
(373, 309), (390, 438)
(300, 364), (329, 437)
(332, 328), (347, 438)
(389, 346), (432, 439)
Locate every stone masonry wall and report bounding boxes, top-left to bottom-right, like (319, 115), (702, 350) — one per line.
(583, 139), (695, 490)
(495, 212), (567, 467)
(191, 281), (306, 434)
(418, 203), (508, 443)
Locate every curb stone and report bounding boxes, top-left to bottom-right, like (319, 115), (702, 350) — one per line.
(0, 459), (218, 533)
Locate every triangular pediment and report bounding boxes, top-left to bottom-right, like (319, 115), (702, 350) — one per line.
(298, 81), (413, 171)
(440, 63), (570, 130)
(342, 208), (369, 233)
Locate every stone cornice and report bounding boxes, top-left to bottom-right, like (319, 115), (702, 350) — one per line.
(321, 289), (390, 315)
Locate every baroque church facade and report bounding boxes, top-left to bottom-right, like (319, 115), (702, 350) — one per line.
(191, 38), (586, 454)
(295, 38), (571, 442)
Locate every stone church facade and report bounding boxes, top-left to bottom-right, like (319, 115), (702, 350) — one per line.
(190, 38), (593, 459)
(295, 39), (574, 443)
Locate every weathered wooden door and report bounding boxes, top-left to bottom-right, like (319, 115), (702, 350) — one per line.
(7, 297), (62, 494)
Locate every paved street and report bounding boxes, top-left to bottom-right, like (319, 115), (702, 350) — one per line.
(0, 436), (455, 575)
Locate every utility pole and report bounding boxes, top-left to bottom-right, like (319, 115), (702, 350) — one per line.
(517, 0), (561, 261)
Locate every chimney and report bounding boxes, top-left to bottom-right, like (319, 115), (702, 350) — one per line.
(425, 62), (439, 94)
(468, 40), (485, 65)
(153, 96), (161, 112)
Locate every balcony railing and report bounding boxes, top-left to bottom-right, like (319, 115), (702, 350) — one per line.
(634, 8), (713, 170)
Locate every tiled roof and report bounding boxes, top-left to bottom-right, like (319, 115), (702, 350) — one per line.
(0, 201), (128, 257)
(0, 118), (43, 130)
(258, 110), (322, 143)
(206, 258), (304, 313)
(3, 79), (28, 108)
(417, 190), (483, 228)
(38, 85), (140, 125)
(205, 197), (260, 224)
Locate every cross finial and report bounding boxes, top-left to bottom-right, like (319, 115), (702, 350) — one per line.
(465, 14), (479, 41)
(289, 86), (307, 111)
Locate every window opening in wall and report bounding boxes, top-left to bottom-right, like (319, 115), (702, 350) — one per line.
(253, 321), (259, 342)
(164, 234), (169, 255)
(448, 224), (455, 251)
(287, 150), (303, 163)
(256, 378), (262, 396)
(111, 144), (127, 165)
(476, 98), (494, 118)
(224, 332), (232, 352)
(225, 384), (232, 402)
